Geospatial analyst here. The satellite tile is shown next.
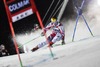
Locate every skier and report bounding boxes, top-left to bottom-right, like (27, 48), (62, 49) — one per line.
(31, 17), (65, 52)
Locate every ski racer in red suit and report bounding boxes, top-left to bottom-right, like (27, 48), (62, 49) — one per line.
(31, 17), (65, 52)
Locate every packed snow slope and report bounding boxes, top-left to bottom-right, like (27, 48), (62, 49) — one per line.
(0, 0), (100, 67)
(0, 35), (100, 67)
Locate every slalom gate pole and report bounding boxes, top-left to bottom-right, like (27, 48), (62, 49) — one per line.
(72, 0), (93, 41)
(3, 0), (23, 67)
(30, 0), (54, 58)
(81, 15), (94, 36)
(72, 14), (80, 42)
(18, 35), (41, 48)
(36, 11), (54, 58)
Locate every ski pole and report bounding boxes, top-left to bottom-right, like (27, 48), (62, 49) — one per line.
(18, 35), (41, 48)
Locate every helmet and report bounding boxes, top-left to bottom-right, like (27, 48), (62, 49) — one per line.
(51, 17), (56, 22)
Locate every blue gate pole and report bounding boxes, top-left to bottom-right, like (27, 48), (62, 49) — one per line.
(81, 15), (94, 36)
(72, 14), (80, 42)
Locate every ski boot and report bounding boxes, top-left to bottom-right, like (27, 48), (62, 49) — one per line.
(31, 46), (39, 52)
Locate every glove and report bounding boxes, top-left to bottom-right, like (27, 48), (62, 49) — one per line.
(61, 40), (65, 45)
(41, 28), (46, 36)
(41, 32), (44, 36)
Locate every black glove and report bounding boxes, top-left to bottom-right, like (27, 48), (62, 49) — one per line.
(61, 40), (65, 45)
(41, 32), (44, 36)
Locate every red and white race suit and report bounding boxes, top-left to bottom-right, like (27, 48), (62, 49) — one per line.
(38, 21), (65, 48)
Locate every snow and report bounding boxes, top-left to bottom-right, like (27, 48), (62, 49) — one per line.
(0, 36), (100, 67)
(0, 0), (100, 67)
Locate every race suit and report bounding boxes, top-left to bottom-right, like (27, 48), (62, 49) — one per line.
(38, 21), (65, 48)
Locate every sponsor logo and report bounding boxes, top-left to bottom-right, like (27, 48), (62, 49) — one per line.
(8, 0), (30, 12)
